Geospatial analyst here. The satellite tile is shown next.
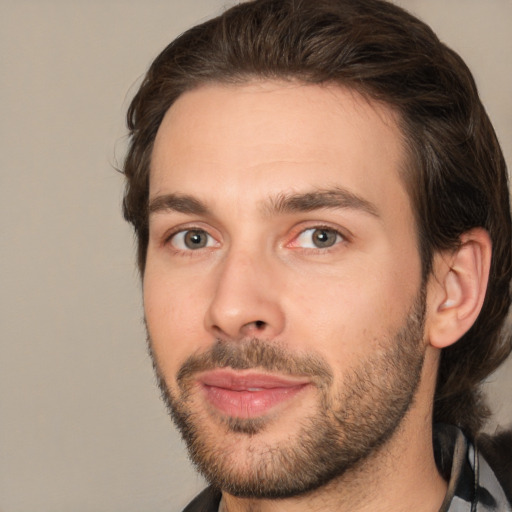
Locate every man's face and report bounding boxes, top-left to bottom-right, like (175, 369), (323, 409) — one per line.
(144, 82), (426, 497)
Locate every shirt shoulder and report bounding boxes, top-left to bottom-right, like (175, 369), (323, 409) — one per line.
(477, 429), (512, 506)
(436, 424), (512, 512)
(182, 486), (222, 512)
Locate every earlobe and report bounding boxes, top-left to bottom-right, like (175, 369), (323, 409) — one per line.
(427, 228), (492, 349)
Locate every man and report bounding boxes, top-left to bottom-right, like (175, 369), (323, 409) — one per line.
(121, 0), (512, 510)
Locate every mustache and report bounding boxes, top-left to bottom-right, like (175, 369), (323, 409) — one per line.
(175, 338), (333, 389)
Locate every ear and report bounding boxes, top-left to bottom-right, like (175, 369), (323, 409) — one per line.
(426, 228), (492, 349)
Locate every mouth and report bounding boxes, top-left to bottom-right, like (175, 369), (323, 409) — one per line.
(198, 369), (311, 419)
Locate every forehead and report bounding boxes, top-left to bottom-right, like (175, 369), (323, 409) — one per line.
(150, 81), (411, 220)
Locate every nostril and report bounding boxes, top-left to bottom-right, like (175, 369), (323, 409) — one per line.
(254, 320), (266, 329)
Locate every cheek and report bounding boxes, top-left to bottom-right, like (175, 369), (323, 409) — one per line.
(283, 261), (419, 363)
(143, 266), (211, 375)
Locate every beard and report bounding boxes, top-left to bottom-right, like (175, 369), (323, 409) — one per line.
(147, 289), (426, 499)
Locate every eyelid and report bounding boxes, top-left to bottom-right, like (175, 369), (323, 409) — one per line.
(286, 223), (352, 250)
(163, 223), (221, 251)
(171, 230), (215, 250)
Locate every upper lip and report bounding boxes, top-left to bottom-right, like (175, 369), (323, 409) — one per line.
(198, 369), (311, 390)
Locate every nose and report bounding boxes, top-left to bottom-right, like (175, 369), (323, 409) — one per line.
(204, 249), (286, 341)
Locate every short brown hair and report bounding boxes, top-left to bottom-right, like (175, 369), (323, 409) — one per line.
(122, 0), (512, 437)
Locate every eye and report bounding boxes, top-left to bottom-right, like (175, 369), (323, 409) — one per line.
(293, 227), (343, 249)
(169, 229), (216, 250)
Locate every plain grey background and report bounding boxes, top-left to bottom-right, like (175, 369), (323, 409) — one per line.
(1, 1), (511, 511)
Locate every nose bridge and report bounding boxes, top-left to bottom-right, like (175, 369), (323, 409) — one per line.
(205, 242), (285, 340)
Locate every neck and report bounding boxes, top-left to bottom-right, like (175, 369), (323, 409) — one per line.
(220, 351), (447, 512)
(220, 422), (446, 512)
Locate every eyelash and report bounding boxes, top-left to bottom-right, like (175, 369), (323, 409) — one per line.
(165, 227), (218, 254)
(164, 224), (349, 255)
(287, 225), (347, 252)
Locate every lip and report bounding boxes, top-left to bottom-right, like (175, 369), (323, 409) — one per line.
(198, 369), (311, 419)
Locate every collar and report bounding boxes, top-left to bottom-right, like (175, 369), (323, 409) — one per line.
(435, 424), (511, 511)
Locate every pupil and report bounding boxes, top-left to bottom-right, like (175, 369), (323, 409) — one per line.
(313, 229), (335, 247)
(185, 230), (206, 249)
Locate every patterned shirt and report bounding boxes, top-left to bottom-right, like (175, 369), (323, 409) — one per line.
(182, 425), (511, 512)
(436, 425), (511, 511)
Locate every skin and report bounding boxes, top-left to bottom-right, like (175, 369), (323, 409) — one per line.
(144, 81), (451, 512)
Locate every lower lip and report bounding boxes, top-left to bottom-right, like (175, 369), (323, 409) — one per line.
(202, 383), (309, 419)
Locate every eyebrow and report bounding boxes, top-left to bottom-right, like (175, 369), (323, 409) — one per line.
(148, 194), (208, 216)
(148, 187), (379, 219)
(264, 188), (380, 217)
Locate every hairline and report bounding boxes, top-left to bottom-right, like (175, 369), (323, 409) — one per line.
(141, 76), (430, 277)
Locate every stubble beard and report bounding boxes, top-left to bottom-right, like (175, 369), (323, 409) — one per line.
(147, 290), (426, 499)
